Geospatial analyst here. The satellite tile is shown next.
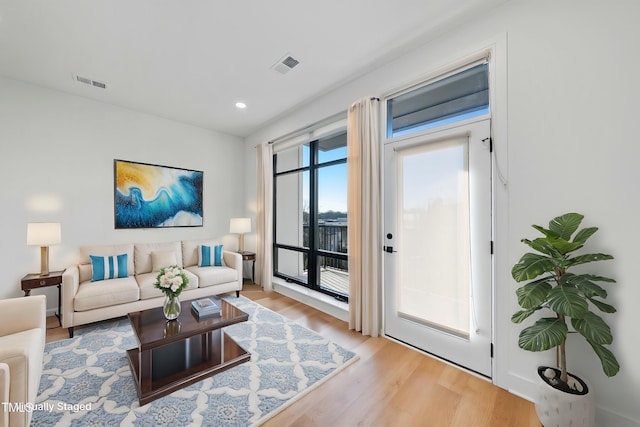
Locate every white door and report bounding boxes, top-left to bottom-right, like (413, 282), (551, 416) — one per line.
(383, 119), (492, 377)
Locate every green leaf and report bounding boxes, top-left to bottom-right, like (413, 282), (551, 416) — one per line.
(589, 298), (617, 314)
(565, 275), (608, 298)
(566, 253), (614, 268)
(512, 309), (537, 324)
(516, 279), (552, 309)
(532, 225), (559, 238)
(571, 312), (613, 345)
(523, 237), (584, 257)
(549, 213), (584, 240)
(518, 318), (568, 352)
(580, 274), (616, 283)
(512, 253), (557, 282)
(587, 341), (620, 377)
(547, 286), (589, 317)
(573, 227), (598, 244)
(547, 238), (584, 255)
(521, 238), (562, 257)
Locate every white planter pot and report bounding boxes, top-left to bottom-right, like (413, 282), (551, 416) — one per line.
(534, 367), (595, 427)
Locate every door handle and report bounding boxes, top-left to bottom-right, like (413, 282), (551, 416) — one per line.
(383, 246), (397, 253)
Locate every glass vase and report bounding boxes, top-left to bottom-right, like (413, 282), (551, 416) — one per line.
(163, 319), (181, 337)
(163, 295), (181, 320)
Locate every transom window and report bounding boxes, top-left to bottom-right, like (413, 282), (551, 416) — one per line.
(387, 62), (490, 138)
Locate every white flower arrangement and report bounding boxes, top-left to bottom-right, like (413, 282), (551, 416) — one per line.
(154, 265), (189, 298)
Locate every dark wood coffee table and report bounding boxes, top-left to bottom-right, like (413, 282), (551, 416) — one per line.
(126, 296), (250, 405)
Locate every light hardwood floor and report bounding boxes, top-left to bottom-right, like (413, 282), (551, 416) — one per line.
(45, 282), (541, 427)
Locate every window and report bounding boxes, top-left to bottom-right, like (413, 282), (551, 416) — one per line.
(273, 131), (348, 301)
(387, 62), (490, 138)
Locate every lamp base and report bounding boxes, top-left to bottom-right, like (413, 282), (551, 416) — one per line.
(238, 234), (245, 253)
(40, 246), (50, 276)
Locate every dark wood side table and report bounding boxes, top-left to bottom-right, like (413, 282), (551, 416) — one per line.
(21, 270), (65, 326)
(237, 251), (256, 283)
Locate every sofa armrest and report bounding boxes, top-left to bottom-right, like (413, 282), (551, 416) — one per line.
(0, 329), (44, 427)
(0, 295), (46, 338)
(0, 362), (8, 427)
(223, 251), (243, 290)
(223, 250), (241, 269)
(61, 267), (79, 329)
(0, 296), (45, 427)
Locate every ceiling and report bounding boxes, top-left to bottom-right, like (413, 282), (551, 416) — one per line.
(0, 0), (507, 137)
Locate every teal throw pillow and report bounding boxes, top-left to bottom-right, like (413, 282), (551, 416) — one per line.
(199, 245), (224, 267)
(90, 254), (129, 281)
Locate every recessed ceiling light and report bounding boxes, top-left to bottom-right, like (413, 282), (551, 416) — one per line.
(235, 102), (247, 109)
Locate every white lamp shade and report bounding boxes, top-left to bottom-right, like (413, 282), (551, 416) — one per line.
(27, 222), (61, 246)
(230, 218), (251, 234)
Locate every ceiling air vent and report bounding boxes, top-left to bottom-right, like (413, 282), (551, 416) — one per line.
(72, 74), (107, 89)
(271, 54), (300, 74)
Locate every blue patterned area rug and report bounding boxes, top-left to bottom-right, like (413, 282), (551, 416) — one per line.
(32, 296), (358, 426)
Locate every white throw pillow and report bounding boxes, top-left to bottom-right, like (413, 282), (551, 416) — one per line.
(151, 251), (178, 272)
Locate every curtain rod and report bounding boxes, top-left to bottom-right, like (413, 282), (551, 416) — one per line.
(267, 97), (379, 145)
(268, 110), (346, 145)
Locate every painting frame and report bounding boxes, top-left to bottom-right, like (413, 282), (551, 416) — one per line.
(114, 159), (203, 229)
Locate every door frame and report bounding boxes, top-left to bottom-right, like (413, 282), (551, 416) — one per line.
(377, 38), (510, 386)
(381, 117), (493, 377)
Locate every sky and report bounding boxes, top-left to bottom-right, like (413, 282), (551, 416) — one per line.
(302, 145), (348, 214)
(318, 163), (347, 213)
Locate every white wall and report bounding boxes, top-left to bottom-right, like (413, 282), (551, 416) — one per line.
(1, 76), (246, 305)
(244, 0), (640, 425)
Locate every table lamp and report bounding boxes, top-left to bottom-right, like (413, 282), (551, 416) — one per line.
(27, 222), (61, 276)
(230, 218), (251, 252)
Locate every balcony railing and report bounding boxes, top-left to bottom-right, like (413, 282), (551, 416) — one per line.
(299, 222), (349, 296)
(303, 222), (348, 271)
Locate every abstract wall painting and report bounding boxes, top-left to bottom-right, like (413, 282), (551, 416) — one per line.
(114, 159), (203, 229)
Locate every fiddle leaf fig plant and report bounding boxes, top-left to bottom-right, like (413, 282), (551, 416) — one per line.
(511, 213), (620, 385)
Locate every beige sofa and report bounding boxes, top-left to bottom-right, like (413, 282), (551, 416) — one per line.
(0, 295), (46, 427)
(61, 239), (242, 337)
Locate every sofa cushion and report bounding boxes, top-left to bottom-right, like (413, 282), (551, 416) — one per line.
(79, 244), (135, 283)
(151, 251), (178, 272)
(136, 270), (199, 300)
(90, 254), (128, 281)
(199, 244), (225, 267)
(186, 265), (238, 288)
(182, 239), (221, 267)
(135, 273), (164, 301)
(74, 277), (140, 311)
(134, 241), (182, 275)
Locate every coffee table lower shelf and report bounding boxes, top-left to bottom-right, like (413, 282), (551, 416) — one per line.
(126, 329), (250, 406)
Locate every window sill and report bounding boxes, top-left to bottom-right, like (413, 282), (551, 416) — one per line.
(272, 277), (349, 322)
